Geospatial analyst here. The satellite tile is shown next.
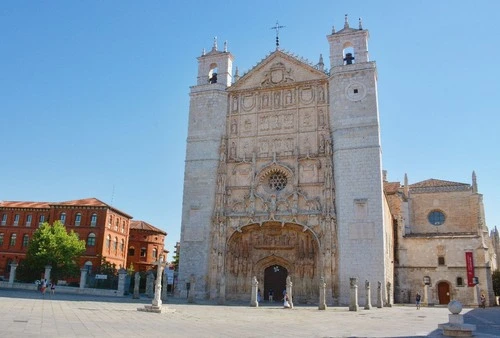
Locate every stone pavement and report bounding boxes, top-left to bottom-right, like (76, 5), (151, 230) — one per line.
(1, 288), (499, 337)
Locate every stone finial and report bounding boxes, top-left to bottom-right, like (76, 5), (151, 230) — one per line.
(202, 48), (206, 56)
(332, 25), (336, 34)
(403, 173), (409, 199)
(344, 14), (349, 29)
(224, 40), (228, 52)
(212, 36), (218, 51)
(472, 170), (478, 193)
(318, 54), (324, 71)
(234, 67), (240, 82)
(359, 17), (363, 30)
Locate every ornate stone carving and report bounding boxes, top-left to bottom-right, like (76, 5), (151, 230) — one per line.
(261, 62), (294, 87)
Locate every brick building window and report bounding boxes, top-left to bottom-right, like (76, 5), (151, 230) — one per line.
(0, 233), (4, 246)
(1, 214), (6, 226)
(113, 237), (118, 251)
(115, 219), (119, 231)
(106, 235), (111, 248)
(152, 248), (157, 259)
(14, 214), (20, 226)
(120, 239), (124, 252)
(438, 256), (445, 266)
(26, 214), (32, 227)
(87, 233), (96, 247)
(39, 215), (45, 226)
(9, 233), (17, 247)
(140, 247), (146, 257)
(122, 221), (125, 233)
(128, 246), (135, 256)
(60, 212), (66, 225)
(75, 213), (81, 226)
(22, 234), (29, 247)
(90, 213), (97, 227)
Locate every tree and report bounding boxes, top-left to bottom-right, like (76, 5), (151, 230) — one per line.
(18, 221), (85, 282)
(493, 270), (500, 296)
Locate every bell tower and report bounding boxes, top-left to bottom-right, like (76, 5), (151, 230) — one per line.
(327, 16), (390, 305)
(178, 37), (233, 298)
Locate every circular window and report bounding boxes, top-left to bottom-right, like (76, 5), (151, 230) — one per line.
(268, 172), (287, 191)
(428, 210), (445, 225)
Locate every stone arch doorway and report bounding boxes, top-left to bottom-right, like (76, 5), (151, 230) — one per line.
(264, 264), (287, 302)
(437, 281), (450, 304)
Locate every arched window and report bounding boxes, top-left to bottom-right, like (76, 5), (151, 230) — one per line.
(120, 239), (124, 251)
(22, 234), (29, 247)
(122, 221), (125, 233)
(1, 214), (6, 226)
(38, 215), (45, 226)
(115, 219), (119, 231)
(14, 214), (20, 226)
(0, 233), (4, 246)
(152, 247), (157, 259)
(108, 215), (112, 228)
(208, 63), (218, 84)
(90, 213), (97, 227)
(343, 46), (355, 65)
(140, 247), (146, 257)
(106, 235), (111, 248)
(75, 213), (81, 226)
(60, 212), (66, 225)
(128, 246), (135, 256)
(26, 215), (32, 227)
(10, 233), (17, 247)
(113, 237), (118, 251)
(87, 233), (96, 247)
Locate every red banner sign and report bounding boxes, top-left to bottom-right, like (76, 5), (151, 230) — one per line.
(466, 252), (475, 286)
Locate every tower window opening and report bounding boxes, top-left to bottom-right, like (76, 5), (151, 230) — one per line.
(343, 46), (355, 65)
(208, 65), (218, 84)
(353, 89), (358, 94)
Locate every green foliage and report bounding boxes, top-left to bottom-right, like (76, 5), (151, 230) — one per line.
(492, 270), (500, 296)
(172, 251), (179, 272)
(18, 221), (85, 282)
(97, 256), (117, 275)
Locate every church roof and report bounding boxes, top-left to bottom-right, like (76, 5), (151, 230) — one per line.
(130, 220), (166, 235)
(409, 179), (470, 194)
(383, 181), (401, 195)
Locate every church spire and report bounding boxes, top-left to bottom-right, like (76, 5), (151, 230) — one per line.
(403, 173), (409, 199)
(359, 17), (363, 30)
(472, 170), (478, 193)
(318, 54), (324, 71)
(212, 36), (218, 51)
(344, 14), (349, 29)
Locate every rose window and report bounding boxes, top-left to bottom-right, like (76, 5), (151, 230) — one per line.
(268, 172), (287, 191)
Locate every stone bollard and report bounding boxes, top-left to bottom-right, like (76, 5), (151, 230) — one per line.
(318, 276), (327, 310)
(286, 276), (294, 309)
(117, 268), (127, 296)
(44, 265), (52, 285)
(376, 281), (383, 308)
(364, 280), (372, 310)
(8, 261), (18, 286)
(250, 276), (259, 307)
(438, 300), (476, 337)
(133, 272), (140, 299)
(349, 277), (359, 311)
(386, 281), (392, 307)
(79, 268), (87, 289)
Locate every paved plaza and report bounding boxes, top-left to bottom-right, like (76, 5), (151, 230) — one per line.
(1, 288), (499, 337)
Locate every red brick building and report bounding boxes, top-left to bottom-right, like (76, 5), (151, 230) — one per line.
(0, 198), (132, 279)
(127, 220), (168, 272)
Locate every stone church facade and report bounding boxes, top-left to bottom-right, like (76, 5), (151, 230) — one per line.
(177, 17), (498, 306)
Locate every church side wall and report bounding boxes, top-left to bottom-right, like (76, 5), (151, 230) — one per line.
(178, 85), (228, 299)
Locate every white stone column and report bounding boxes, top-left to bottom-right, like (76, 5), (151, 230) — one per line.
(8, 262), (18, 285)
(133, 272), (140, 299)
(423, 284), (429, 306)
(376, 281), (383, 308)
(117, 268), (127, 296)
(44, 265), (52, 284)
(318, 276), (327, 310)
(152, 257), (165, 307)
(250, 276), (258, 307)
(364, 280), (372, 310)
(286, 276), (294, 309)
(79, 268), (87, 289)
(349, 277), (359, 311)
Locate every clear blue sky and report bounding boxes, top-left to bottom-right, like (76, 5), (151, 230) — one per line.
(2, 1), (499, 258)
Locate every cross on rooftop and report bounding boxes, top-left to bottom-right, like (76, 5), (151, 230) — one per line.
(270, 20), (285, 49)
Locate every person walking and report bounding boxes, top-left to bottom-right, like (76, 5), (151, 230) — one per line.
(50, 281), (56, 295)
(268, 289), (274, 302)
(415, 292), (421, 310)
(480, 293), (486, 308)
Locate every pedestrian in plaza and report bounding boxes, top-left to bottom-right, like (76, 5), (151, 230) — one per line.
(283, 291), (291, 309)
(415, 292), (421, 310)
(40, 279), (47, 295)
(268, 289), (274, 302)
(480, 293), (486, 308)
(257, 289), (262, 303)
(50, 281), (56, 295)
